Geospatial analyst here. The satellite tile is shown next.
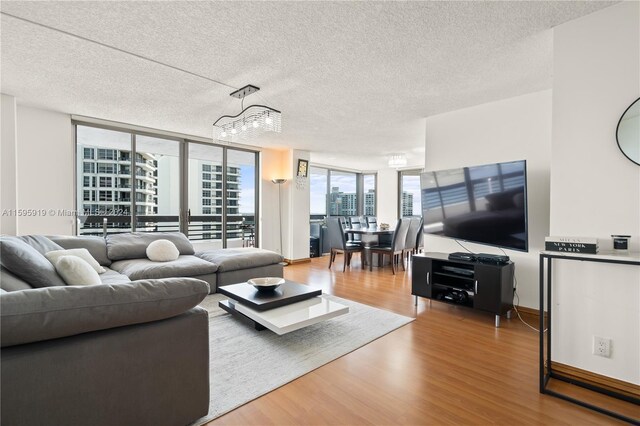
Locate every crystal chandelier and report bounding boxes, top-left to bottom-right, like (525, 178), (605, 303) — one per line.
(213, 84), (281, 143)
(388, 154), (407, 168)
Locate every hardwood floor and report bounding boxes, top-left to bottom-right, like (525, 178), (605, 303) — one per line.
(209, 255), (629, 425)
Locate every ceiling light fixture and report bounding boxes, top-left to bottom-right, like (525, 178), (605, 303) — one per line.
(213, 84), (281, 142)
(388, 154), (408, 168)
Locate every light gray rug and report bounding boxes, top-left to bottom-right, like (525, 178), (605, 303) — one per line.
(191, 293), (413, 425)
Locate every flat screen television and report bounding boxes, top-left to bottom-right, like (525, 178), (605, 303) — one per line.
(420, 160), (528, 252)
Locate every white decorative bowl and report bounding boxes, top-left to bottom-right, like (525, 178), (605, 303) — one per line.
(248, 277), (285, 292)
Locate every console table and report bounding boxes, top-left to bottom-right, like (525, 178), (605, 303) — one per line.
(539, 250), (640, 424)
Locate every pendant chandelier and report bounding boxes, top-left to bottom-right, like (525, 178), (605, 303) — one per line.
(213, 84), (281, 143)
(388, 154), (407, 168)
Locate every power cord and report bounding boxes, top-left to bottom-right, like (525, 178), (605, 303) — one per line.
(510, 262), (547, 333)
(455, 239), (474, 253)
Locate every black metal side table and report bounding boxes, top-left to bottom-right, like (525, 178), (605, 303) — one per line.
(539, 251), (640, 424)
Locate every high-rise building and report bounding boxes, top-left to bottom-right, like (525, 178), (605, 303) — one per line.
(402, 191), (414, 217)
(188, 163), (242, 240)
(78, 147), (156, 233)
(78, 145), (242, 239)
(364, 189), (376, 216)
(329, 186), (357, 216)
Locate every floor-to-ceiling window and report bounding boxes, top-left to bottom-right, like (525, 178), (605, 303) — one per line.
(398, 169), (423, 217)
(329, 170), (357, 216)
(75, 123), (259, 247)
(310, 166), (328, 220)
(77, 126), (134, 234)
(187, 143), (224, 243)
(363, 173), (376, 216)
(226, 149), (257, 248)
(135, 135), (181, 233)
(308, 166), (376, 220)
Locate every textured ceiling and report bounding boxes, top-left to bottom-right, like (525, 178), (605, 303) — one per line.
(0, 1), (617, 170)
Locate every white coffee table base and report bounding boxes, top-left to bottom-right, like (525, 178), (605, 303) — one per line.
(226, 295), (349, 335)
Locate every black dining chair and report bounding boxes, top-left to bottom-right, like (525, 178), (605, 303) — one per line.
(349, 216), (365, 243)
(365, 216), (378, 228)
(349, 216), (365, 228)
(327, 217), (364, 271)
(337, 216), (354, 244)
(404, 217), (423, 264)
(366, 218), (411, 274)
(414, 217), (424, 255)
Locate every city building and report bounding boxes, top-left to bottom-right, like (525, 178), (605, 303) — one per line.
(401, 191), (414, 217)
(329, 186), (357, 216)
(78, 145), (243, 241)
(189, 163), (242, 241)
(77, 146), (157, 234)
(364, 189), (376, 216)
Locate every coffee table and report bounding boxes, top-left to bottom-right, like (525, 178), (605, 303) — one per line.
(218, 280), (349, 335)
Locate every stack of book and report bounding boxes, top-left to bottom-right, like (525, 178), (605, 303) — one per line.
(544, 236), (599, 254)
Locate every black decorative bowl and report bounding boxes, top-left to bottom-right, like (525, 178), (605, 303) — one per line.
(248, 277), (285, 292)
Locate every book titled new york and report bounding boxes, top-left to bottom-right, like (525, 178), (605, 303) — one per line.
(545, 241), (598, 254)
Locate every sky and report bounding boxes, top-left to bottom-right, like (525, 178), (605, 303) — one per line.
(403, 175), (422, 215)
(311, 169), (423, 216)
(238, 164), (255, 214)
(310, 171), (358, 214)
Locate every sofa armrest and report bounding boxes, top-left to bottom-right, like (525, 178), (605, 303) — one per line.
(0, 278), (210, 347)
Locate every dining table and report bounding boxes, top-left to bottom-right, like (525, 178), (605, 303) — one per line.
(342, 226), (394, 239)
(344, 226), (395, 247)
(342, 226), (395, 267)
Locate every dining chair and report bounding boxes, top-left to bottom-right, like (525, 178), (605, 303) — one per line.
(327, 217), (364, 271)
(349, 216), (364, 227)
(404, 217), (423, 264)
(365, 216), (377, 227)
(349, 216), (364, 242)
(337, 216), (354, 244)
(366, 218), (410, 274)
(414, 217), (424, 255)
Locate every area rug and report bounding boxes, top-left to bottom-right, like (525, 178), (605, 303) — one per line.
(191, 293), (414, 425)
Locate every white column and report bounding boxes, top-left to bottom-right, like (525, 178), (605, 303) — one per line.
(1, 94), (18, 235)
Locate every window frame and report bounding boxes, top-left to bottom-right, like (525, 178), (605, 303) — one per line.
(309, 165), (377, 220)
(398, 168), (424, 218)
(73, 121), (260, 248)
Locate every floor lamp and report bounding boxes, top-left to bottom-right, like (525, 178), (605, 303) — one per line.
(271, 179), (287, 256)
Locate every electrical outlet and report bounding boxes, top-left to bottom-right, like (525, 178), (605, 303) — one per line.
(593, 336), (612, 358)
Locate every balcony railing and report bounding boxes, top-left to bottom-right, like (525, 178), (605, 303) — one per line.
(79, 214), (256, 241)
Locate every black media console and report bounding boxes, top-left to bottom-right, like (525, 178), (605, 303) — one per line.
(412, 252), (514, 327)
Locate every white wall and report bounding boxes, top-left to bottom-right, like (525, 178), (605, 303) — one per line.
(259, 147), (312, 262)
(550, 1), (640, 384)
(1, 94), (19, 234)
(376, 168), (399, 226)
(424, 90), (552, 309)
(285, 149), (311, 261)
(259, 147), (286, 253)
(14, 105), (74, 235)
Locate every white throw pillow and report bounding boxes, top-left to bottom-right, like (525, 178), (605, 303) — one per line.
(146, 239), (179, 262)
(45, 248), (106, 274)
(54, 256), (102, 286)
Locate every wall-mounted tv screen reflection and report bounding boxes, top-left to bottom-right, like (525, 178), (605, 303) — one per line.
(420, 160), (528, 252)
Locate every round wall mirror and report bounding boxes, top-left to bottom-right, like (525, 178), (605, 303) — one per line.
(616, 97), (640, 166)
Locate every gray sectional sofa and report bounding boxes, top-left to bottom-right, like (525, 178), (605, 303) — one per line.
(47, 232), (284, 293)
(0, 232), (284, 426)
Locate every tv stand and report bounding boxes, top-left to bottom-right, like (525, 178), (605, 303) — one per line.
(412, 252), (514, 327)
